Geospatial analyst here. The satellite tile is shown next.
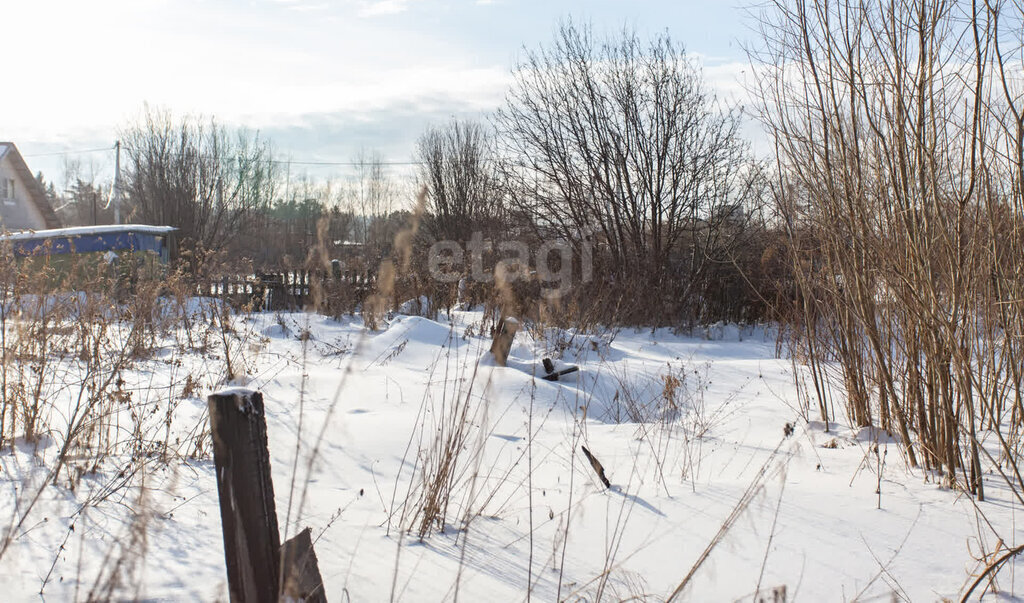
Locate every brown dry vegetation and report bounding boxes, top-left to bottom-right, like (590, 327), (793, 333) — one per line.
(750, 0), (1024, 500)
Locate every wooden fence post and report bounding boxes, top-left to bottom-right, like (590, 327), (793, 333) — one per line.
(209, 389), (328, 602)
(490, 316), (520, 367)
(209, 389), (282, 603)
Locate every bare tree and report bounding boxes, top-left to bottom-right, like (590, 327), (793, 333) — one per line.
(347, 148), (395, 250)
(495, 20), (764, 323)
(121, 107), (278, 264)
(416, 119), (504, 243)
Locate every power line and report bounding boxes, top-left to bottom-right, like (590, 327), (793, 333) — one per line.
(269, 159), (423, 167)
(21, 143), (536, 171)
(23, 146), (115, 158)
(22, 145), (425, 166)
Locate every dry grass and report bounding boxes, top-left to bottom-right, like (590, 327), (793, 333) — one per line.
(0, 245), (271, 597)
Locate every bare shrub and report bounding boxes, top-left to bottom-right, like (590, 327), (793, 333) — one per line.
(750, 0), (1024, 513)
(391, 329), (490, 539)
(496, 19), (768, 325)
(0, 239), (249, 578)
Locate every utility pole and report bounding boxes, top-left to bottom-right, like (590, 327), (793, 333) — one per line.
(114, 140), (121, 225)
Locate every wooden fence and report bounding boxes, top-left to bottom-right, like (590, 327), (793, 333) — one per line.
(196, 269), (377, 311)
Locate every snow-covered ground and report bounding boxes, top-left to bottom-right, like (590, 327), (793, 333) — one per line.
(1, 308), (1021, 601)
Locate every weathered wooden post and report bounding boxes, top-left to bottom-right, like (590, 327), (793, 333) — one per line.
(208, 389), (282, 603)
(490, 316), (520, 367)
(209, 388), (328, 602)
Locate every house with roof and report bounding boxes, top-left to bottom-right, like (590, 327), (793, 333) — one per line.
(0, 142), (61, 232)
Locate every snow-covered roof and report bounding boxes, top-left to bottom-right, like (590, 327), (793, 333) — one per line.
(0, 224), (177, 241)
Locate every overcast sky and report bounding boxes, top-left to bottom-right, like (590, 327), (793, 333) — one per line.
(3, 0), (756, 185)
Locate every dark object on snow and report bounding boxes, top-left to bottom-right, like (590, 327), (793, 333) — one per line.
(783, 422), (794, 437)
(209, 389), (327, 603)
(209, 389), (281, 603)
(581, 445), (611, 488)
(490, 316), (520, 367)
(281, 527), (327, 603)
(541, 357), (580, 381)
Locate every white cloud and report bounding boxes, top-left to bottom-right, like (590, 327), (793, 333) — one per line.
(700, 60), (751, 104)
(357, 0), (414, 17)
(3, 0), (765, 174)
(1, 0), (506, 144)
(289, 2), (330, 11)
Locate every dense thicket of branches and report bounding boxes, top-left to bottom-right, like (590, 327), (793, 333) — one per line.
(752, 0), (1024, 499)
(496, 21), (767, 323)
(416, 119), (504, 243)
(243, 177), (356, 269)
(121, 109), (278, 263)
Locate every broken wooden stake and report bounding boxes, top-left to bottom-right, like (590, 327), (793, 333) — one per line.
(541, 357), (580, 381)
(281, 527), (327, 603)
(543, 366), (580, 381)
(490, 316), (520, 367)
(580, 445), (611, 488)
